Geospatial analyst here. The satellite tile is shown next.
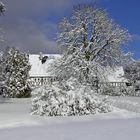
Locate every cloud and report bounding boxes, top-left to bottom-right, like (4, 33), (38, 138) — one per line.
(1, 19), (58, 53)
(0, 0), (72, 53)
(2, 0), (71, 18)
(0, 0), (96, 53)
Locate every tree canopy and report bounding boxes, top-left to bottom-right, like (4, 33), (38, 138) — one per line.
(54, 5), (130, 84)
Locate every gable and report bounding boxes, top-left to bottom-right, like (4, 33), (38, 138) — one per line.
(29, 54), (61, 77)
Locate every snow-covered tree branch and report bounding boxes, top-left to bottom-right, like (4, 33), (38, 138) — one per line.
(53, 5), (130, 85)
(1, 47), (31, 98)
(57, 5), (129, 65)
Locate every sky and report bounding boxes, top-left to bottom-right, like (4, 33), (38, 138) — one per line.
(0, 0), (140, 59)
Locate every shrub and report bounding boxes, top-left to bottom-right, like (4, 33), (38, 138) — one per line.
(31, 83), (112, 116)
(101, 86), (124, 96)
(1, 47), (31, 98)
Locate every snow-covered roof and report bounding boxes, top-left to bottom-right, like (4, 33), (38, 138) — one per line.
(29, 54), (127, 82)
(29, 54), (61, 77)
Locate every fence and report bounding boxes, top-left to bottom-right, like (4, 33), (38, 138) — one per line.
(28, 76), (58, 88)
(99, 82), (126, 87)
(97, 82), (127, 93)
(29, 76), (127, 89)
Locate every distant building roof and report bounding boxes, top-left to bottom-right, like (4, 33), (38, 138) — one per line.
(29, 54), (61, 77)
(29, 54), (127, 82)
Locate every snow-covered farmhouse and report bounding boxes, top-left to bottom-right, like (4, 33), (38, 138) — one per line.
(29, 54), (60, 87)
(28, 54), (127, 88)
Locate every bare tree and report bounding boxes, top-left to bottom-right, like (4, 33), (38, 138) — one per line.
(53, 5), (130, 84)
(57, 5), (129, 64)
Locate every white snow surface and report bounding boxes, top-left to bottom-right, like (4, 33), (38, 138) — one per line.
(109, 96), (140, 113)
(0, 96), (140, 140)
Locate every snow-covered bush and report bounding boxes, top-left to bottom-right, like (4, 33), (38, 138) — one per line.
(125, 86), (136, 96)
(2, 47), (31, 98)
(101, 86), (125, 96)
(124, 59), (140, 96)
(101, 83), (140, 97)
(31, 83), (112, 116)
(124, 84), (140, 97)
(57, 77), (84, 91)
(52, 51), (106, 86)
(135, 91), (140, 97)
(124, 60), (140, 84)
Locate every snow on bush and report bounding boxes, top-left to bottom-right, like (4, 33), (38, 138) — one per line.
(31, 83), (112, 116)
(101, 86), (125, 96)
(101, 84), (140, 97)
(1, 47), (31, 98)
(124, 86), (140, 97)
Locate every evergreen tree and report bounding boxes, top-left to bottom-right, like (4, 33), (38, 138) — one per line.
(0, 1), (5, 94)
(2, 47), (31, 98)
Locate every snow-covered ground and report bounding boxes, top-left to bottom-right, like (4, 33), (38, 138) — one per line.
(0, 96), (140, 140)
(110, 96), (140, 113)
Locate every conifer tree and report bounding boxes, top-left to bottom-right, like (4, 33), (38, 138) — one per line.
(2, 47), (31, 98)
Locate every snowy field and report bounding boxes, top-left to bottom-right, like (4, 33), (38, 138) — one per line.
(0, 96), (140, 140)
